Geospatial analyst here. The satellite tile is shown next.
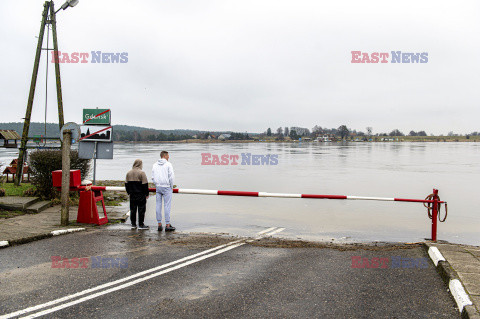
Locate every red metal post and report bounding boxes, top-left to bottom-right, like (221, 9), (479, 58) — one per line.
(431, 189), (439, 242)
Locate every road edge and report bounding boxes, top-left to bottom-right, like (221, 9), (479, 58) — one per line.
(423, 243), (480, 319)
(0, 228), (87, 249)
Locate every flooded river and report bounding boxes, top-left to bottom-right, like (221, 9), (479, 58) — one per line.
(1, 142), (479, 245)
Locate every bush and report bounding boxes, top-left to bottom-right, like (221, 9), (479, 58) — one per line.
(23, 187), (37, 196)
(29, 150), (91, 199)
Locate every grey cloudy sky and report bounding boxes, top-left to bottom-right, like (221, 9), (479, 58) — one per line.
(1, 0), (479, 135)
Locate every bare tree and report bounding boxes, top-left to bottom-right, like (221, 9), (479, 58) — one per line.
(312, 125), (323, 135)
(366, 127), (372, 137)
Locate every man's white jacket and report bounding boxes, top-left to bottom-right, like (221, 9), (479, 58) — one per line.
(152, 159), (175, 188)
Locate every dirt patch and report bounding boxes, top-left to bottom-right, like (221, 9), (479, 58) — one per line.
(165, 233), (421, 251)
(249, 237), (422, 251)
(166, 233), (240, 249)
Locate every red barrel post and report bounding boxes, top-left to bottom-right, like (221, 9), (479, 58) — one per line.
(431, 189), (439, 242)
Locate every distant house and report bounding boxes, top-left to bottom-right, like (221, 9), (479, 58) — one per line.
(0, 130), (21, 148)
(290, 127), (310, 136)
(218, 134), (231, 140)
(315, 134), (336, 142)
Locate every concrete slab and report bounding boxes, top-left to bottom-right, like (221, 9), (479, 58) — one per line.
(0, 204), (127, 244)
(435, 243), (468, 252)
(0, 196), (39, 211)
(448, 261), (480, 275)
(471, 295), (480, 312)
(458, 273), (480, 295)
(26, 201), (51, 213)
(0, 206), (80, 243)
(440, 249), (475, 261)
(105, 205), (128, 221)
(429, 243), (480, 317)
(467, 248), (480, 258)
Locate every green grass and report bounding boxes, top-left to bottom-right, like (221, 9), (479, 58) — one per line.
(0, 183), (36, 197)
(104, 199), (125, 206)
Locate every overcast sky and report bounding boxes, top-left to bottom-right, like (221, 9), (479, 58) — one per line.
(1, 0), (479, 135)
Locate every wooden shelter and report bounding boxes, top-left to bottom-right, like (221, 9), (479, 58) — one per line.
(0, 130), (21, 148)
(2, 159), (31, 183)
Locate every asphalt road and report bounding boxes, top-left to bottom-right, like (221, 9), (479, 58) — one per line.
(0, 228), (459, 318)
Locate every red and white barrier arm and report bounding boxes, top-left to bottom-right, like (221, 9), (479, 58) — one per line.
(80, 186), (445, 204)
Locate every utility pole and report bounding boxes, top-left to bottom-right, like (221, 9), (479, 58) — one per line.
(15, 0), (70, 186)
(61, 129), (72, 226)
(50, 1), (65, 129)
(15, 2), (51, 186)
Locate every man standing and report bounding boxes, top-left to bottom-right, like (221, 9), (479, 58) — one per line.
(152, 151), (176, 231)
(125, 159), (150, 230)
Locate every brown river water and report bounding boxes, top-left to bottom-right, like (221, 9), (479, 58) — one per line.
(1, 142), (479, 245)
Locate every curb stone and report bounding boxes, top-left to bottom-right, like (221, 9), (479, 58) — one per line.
(0, 228), (87, 248)
(423, 243), (479, 318)
(51, 228), (86, 236)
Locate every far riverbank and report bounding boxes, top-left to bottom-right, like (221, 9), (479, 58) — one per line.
(114, 136), (480, 144)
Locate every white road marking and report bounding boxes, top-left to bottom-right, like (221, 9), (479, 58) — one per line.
(19, 243), (247, 319)
(264, 228), (286, 236)
(1, 238), (243, 319)
(256, 227), (277, 235)
(1, 227), (284, 319)
(449, 279), (473, 312)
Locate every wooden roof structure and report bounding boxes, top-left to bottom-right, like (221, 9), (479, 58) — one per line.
(0, 130), (21, 140)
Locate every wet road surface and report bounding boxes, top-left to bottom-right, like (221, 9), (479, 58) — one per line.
(0, 228), (459, 318)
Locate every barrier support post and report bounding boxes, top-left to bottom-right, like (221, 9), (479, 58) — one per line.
(431, 188), (439, 242)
